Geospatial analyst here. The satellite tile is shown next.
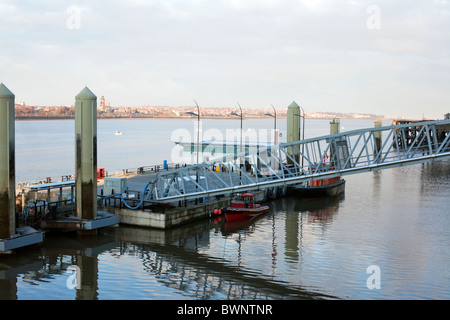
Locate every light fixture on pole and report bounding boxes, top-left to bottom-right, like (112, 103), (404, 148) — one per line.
(295, 107), (306, 166)
(231, 103), (243, 174)
(231, 103), (243, 158)
(264, 104), (277, 144)
(186, 100), (201, 164)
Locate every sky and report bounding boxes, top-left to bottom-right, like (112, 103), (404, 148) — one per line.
(0, 0), (449, 119)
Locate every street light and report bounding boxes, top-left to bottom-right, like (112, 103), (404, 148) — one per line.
(186, 100), (200, 164)
(231, 103), (243, 157)
(231, 103), (244, 173)
(264, 104), (277, 144)
(187, 101), (201, 205)
(300, 106), (305, 142)
(265, 105), (279, 171)
(295, 106), (306, 166)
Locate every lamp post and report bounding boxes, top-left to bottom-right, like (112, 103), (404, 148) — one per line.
(187, 100), (201, 164)
(187, 101), (201, 205)
(265, 105), (278, 171)
(231, 103), (243, 175)
(295, 107), (306, 167)
(231, 103), (243, 161)
(264, 104), (277, 144)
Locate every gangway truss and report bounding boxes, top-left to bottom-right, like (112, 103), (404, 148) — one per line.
(144, 119), (450, 202)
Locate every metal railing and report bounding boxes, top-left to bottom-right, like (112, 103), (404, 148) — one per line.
(143, 119), (450, 202)
(104, 162), (184, 176)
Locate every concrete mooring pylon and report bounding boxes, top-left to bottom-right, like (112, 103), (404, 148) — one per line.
(75, 87), (98, 221)
(0, 83), (16, 240)
(286, 101), (301, 165)
(0, 83), (43, 253)
(73, 86), (119, 235)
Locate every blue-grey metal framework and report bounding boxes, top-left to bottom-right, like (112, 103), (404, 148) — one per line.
(145, 119), (450, 202)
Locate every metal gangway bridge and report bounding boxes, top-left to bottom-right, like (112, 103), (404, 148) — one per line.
(141, 119), (450, 203)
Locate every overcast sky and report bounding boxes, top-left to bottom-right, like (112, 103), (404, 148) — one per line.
(1, 0), (449, 119)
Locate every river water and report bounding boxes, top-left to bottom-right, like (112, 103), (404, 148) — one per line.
(1, 118), (450, 300)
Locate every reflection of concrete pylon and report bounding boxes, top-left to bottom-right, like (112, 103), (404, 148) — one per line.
(75, 87), (97, 221)
(0, 83), (16, 239)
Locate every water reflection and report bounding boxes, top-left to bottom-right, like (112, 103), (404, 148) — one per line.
(2, 162), (449, 300)
(0, 234), (119, 300)
(107, 220), (336, 300)
(1, 192), (345, 300)
(419, 160), (450, 196)
(5, 118), (449, 300)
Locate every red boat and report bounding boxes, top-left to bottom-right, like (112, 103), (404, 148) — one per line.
(221, 193), (269, 222)
(290, 163), (345, 199)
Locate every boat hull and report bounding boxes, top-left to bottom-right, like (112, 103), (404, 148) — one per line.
(224, 206), (270, 222)
(291, 179), (346, 198)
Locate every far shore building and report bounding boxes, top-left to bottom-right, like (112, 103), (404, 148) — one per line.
(99, 96), (111, 113)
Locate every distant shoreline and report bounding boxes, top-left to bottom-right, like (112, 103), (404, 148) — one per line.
(14, 104), (391, 121)
(15, 115), (391, 121)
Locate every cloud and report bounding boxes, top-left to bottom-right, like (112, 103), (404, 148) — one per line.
(230, 0), (283, 10)
(0, 0), (449, 119)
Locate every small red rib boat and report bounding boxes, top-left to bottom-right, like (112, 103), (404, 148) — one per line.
(222, 193), (269, 222)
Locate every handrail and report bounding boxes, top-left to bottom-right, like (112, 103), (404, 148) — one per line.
(148, 119), (450, 202)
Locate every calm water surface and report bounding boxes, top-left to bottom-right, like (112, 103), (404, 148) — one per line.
(2, 119), (450, 300)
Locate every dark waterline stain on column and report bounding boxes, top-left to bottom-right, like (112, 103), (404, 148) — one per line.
(93, 135), (97, 168)
(81, 180), (94, 220)
(76, 134), (82, 172)
(9, 141), (14, 181)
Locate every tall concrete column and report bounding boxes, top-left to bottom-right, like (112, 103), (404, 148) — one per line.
(75, 87), (97, 221)
(286, 101), (301, 164)
(0, 83), (15, 239)
(374, 120), (382, 154)
(330, 118), (340, 135)
(330, 118), (341, 165)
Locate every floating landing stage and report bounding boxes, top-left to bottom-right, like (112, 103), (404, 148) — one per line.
(40, 210), (119, 231)
(0, 226), (43, 253)
(99, 173), (267, 229)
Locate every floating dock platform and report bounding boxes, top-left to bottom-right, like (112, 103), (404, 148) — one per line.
(18, 180), (119, 233)
(0, 226), (43, 253)
(98, 172), (268, 229)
